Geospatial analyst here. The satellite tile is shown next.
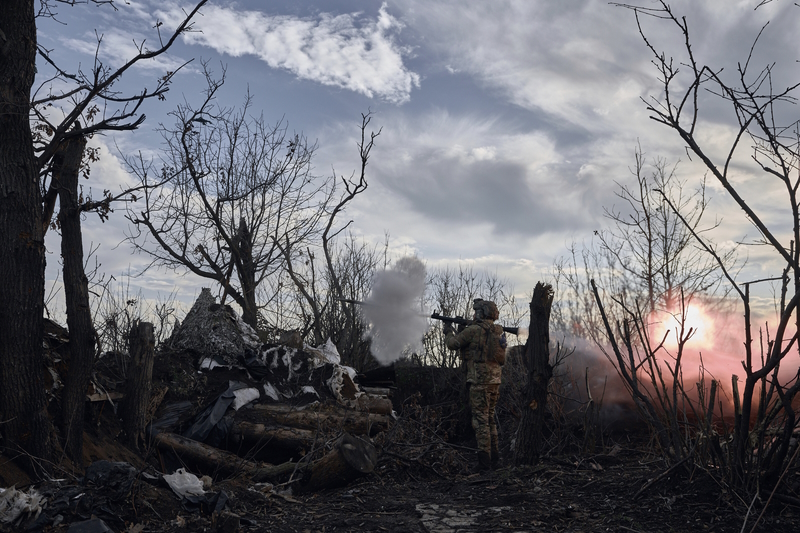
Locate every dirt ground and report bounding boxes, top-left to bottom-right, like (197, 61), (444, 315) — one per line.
(4, 439), (799, 533)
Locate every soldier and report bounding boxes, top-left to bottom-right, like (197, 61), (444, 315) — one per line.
(443, 299), (506, 471)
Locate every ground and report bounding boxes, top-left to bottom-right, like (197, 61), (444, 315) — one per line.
(3, 424), (799, 532)
(1, 345), (799, 532)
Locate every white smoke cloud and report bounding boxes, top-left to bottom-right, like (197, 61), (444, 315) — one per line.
(363, 256), (428, 365)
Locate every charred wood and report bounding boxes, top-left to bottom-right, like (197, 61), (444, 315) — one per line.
(231, 421), (316, 451)
(121, 322), (156, 450)
(252, 402), (392, 435)
(301, 432), (377, 493)
(153, 431), (299, 481)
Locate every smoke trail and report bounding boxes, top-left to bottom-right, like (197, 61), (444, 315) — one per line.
(363, 256), (428, 365)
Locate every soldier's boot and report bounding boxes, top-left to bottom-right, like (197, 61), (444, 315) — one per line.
(474, 451), (492, 473)
(490, 441), (500, 469)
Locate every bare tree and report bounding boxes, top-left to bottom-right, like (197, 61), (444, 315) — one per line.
(274, 112), (380, 362)
(613, 0), (800, 494)
(555, 144), (740, 467)
(0, 0), (206, 471)
(127, 70), (335, 329)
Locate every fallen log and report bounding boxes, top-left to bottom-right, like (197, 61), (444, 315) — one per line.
(353, 394), (393, 416)
(359, 386), (392, 397)
(153, 432), (300, 481)
(252, 402), (392, 435)
(231, 421), (316, 451)
(301, 432), (377, 493)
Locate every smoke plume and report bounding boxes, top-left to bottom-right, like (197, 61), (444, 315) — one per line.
(363, 256), (428, 365)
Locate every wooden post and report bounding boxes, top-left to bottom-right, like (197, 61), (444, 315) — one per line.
(514, 282), (554, 466)
(122, 321), (156, 449)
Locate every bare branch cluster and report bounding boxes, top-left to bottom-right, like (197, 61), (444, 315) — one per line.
(603, 0), (800, 506)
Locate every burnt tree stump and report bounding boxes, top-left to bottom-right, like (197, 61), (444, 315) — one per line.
(514, 282), (554, 466)
(121, 321), (155, 449)
(301, 432), (377, 493)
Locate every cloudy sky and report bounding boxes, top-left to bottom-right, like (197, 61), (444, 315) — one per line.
(35, 0), (800, 321)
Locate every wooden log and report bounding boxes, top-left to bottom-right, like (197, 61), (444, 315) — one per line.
(86, 391), (124, 402)
(301, 432), (377, 493)
(252, 403), (392, 435)
(121, 322), (156, 449)
(153, 432), (299, 481)
(231, 421), (316, 450)
(359, 386), (392, 397)
(354, 394), (394, 415)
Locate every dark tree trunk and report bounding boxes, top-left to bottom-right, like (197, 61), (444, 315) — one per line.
(514, 282), (554, 466)
(121, 322), (156, 449)
(56, 135), (96, 463)
(236, 218), (258, 329)
(0, 0), (54, 475)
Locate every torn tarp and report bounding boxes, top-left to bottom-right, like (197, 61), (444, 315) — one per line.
(183, 381), (248, 445)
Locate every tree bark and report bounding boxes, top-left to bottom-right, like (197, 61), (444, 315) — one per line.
(235, 217), (258, 329)
(514, 282), (554, 466)
(56, 135), (96, 464)
(231, 421), (316, 451)
(121, 322), (156, 449)
(251, 402), (393, 435)
(153, 431), (299, 481)
(0, 0), (53, 475)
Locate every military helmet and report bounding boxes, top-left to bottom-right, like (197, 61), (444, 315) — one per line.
(472, 298), (499, 320)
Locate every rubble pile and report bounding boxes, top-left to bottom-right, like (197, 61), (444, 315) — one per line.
(147, 289), (393, 487)
(0, 289), (396, 532)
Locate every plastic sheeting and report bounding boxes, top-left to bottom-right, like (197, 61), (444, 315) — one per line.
(0, 485), (44, 525)
(183, 381), (248, 443)
(163, 468), (205, 502)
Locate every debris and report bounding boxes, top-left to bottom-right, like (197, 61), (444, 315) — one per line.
(169, 288), (260, 363)
(83, 461), (137, 502)
(301, 432), (378, 493)
(211, 510), (240, 533)
(232, 387), (260, 411)
(183, 381), (248, 445)
(0, 485), (44, 525)
(163, 468), (205, 501)
(66, 517), (114, 533)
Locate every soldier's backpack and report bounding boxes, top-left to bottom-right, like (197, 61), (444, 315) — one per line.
(477, 322), (506, 366)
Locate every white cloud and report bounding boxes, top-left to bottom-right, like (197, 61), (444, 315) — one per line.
(157, 2), (420, 103)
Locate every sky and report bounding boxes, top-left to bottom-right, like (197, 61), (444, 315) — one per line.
(34, 0), (800, 334)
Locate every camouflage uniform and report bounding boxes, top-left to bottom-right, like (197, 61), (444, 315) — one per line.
(444, 300), (504, 470)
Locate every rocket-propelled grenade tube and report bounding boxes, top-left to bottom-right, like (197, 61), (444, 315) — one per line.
(337, 300), (522, 336)
(430, 311), (520, 336)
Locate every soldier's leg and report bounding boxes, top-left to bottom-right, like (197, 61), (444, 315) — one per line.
(469, 384), (492, 471)
(487, 384), (500, 467)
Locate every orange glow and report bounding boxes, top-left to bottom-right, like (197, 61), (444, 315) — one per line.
(648, 303), (713, 349)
